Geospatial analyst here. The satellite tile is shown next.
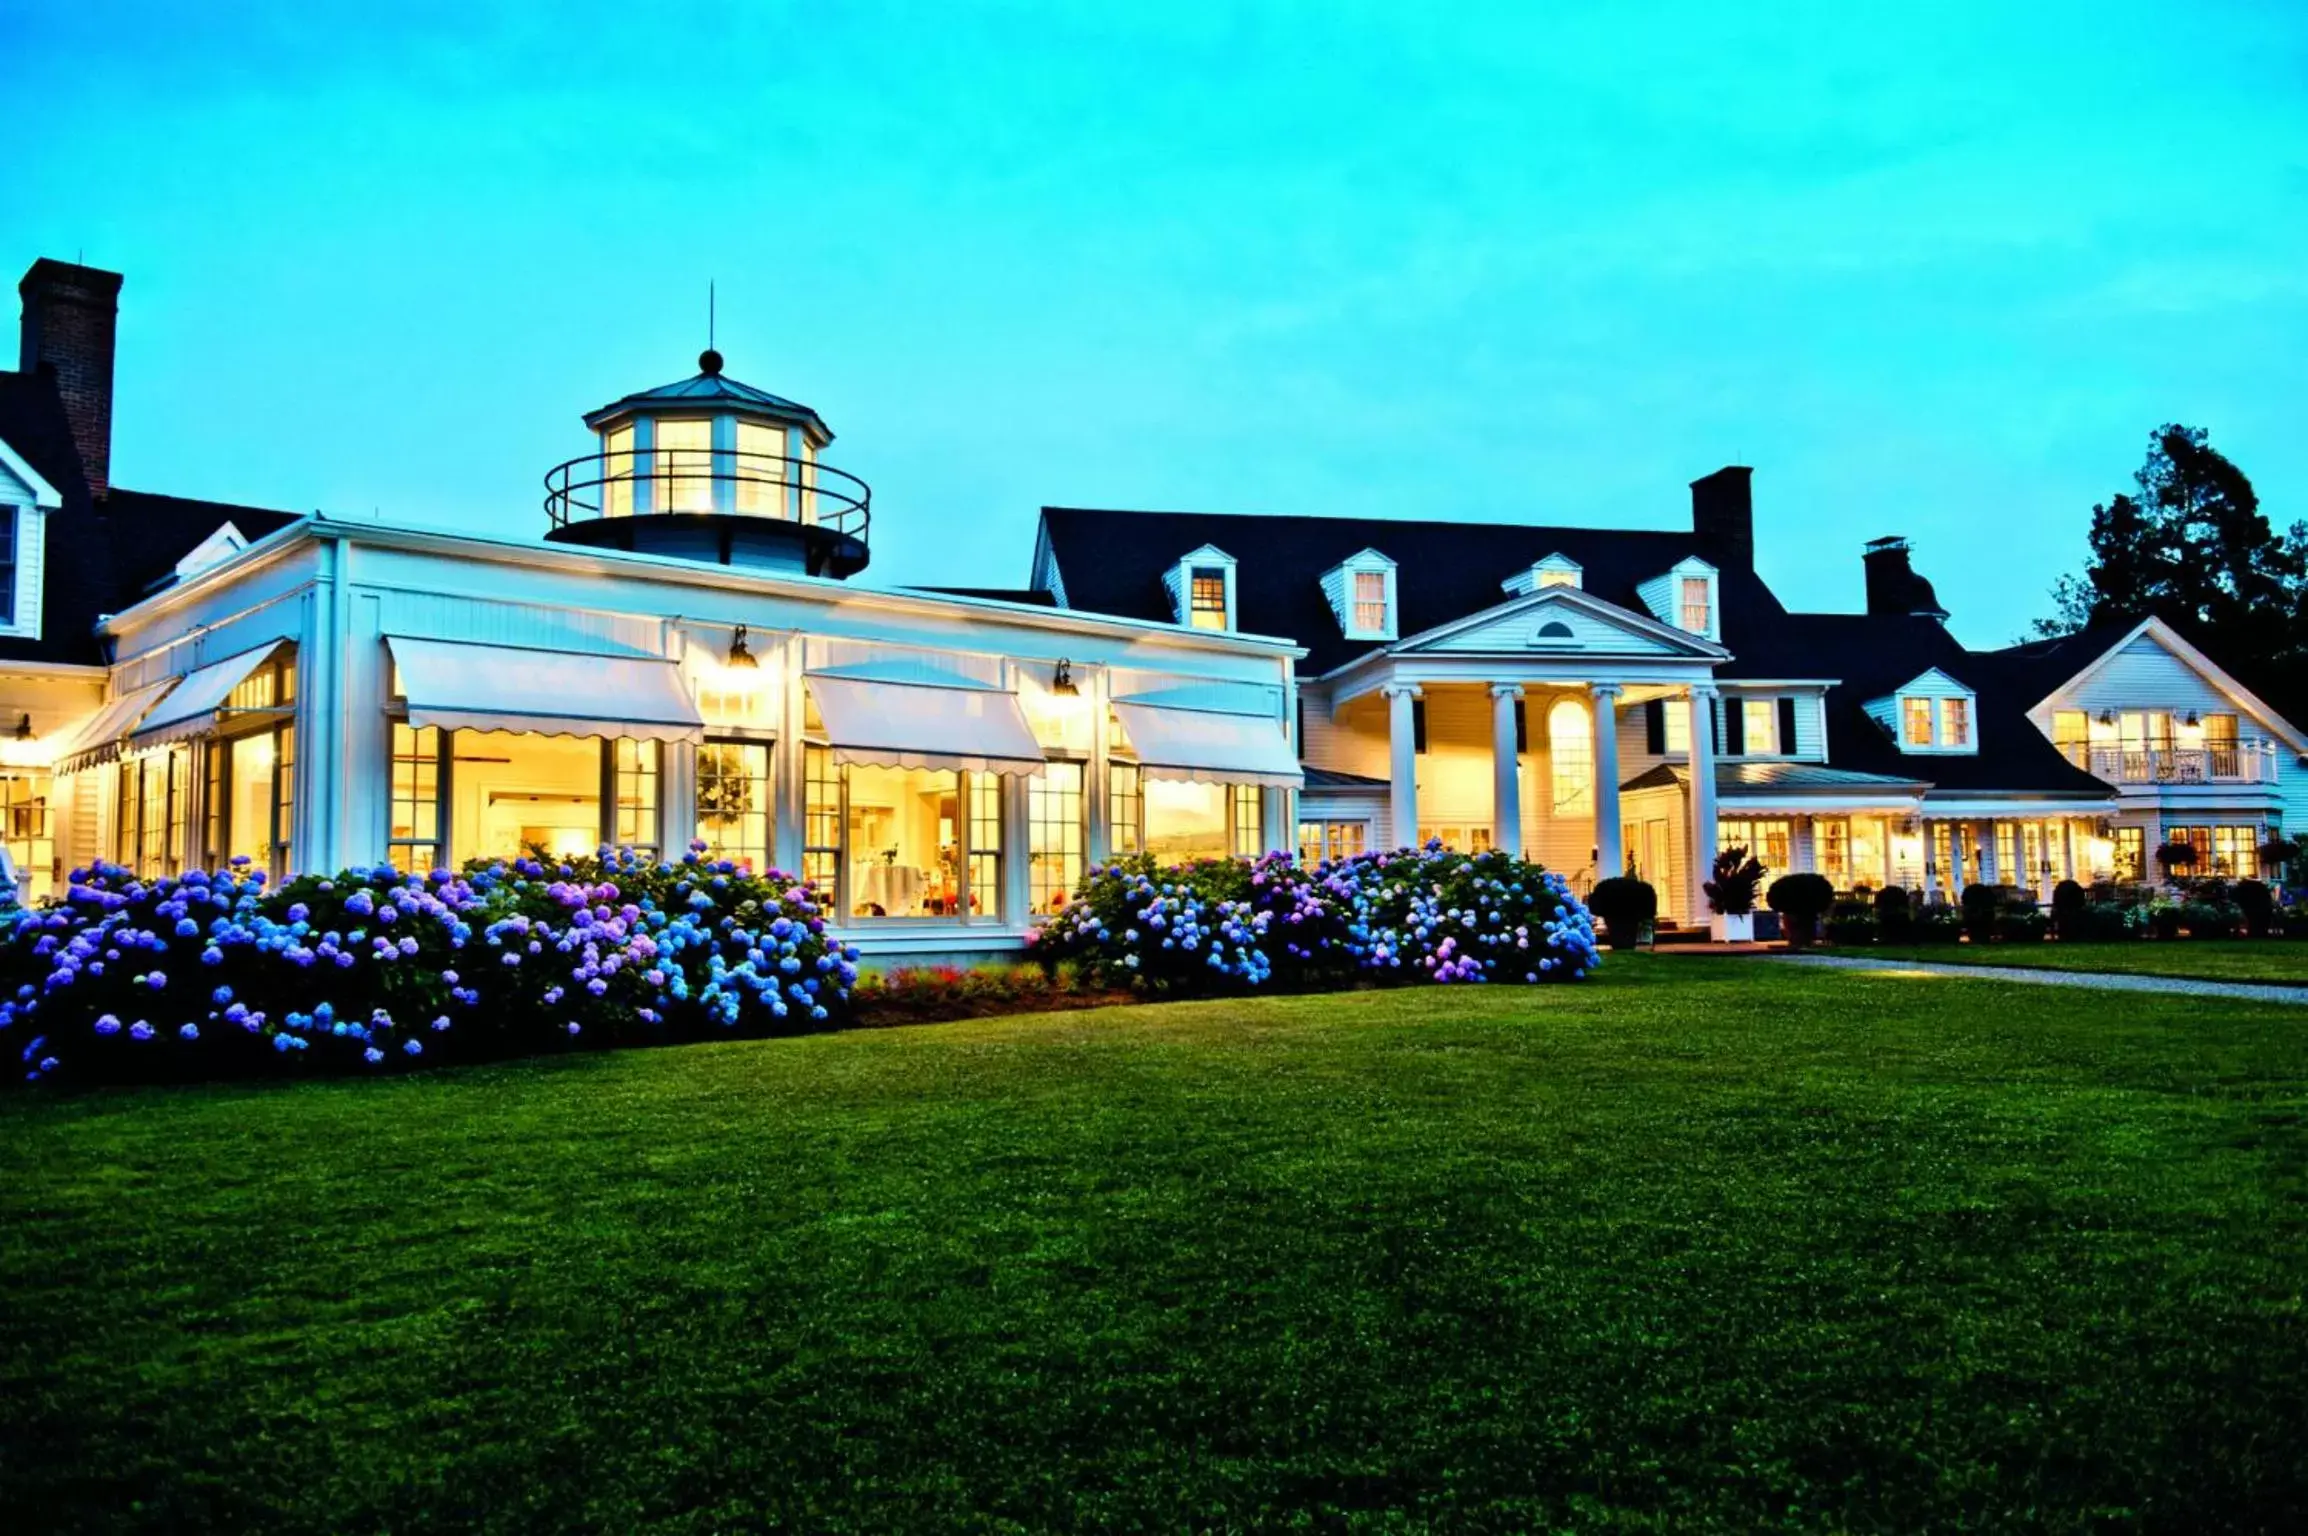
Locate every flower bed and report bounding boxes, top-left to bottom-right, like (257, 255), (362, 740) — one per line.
(1029, 844), (1600, 993)
(3, 847), (858, 1087)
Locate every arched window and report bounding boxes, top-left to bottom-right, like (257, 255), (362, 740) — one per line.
(1549, 699), (1593, 816)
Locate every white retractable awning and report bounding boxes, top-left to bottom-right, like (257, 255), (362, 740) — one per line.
(129, 641), (291, 751)
(386, 636), (704, 744)
(59, 678), (180, 773)
(1110, 700), (1303, 788)
(805, 673), (1047, 774)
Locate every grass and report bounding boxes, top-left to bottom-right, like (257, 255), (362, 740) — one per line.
(1863, 939), (2308, 986)
(5, 956), (2306, 1533)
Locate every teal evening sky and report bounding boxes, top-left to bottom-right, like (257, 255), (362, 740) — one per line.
(4, 1), (2303, 646)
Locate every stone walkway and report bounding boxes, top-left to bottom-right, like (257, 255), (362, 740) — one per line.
(1774, 952), (2308, 1007)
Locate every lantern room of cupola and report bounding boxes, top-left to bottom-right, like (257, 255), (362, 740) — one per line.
(543, 348), (871, 578)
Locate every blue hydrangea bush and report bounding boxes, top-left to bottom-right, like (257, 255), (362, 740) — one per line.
(1030, 843), (1600, 994)
(1, 846), (858, 1086)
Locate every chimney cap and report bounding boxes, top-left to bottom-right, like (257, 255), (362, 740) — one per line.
(1863, 535), (1909, 553)
(18, 256), (124, 298)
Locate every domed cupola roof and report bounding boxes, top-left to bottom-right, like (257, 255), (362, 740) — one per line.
(582, 350), (832, 447)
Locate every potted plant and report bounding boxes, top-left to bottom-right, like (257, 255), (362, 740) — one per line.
(1704, 846), (1766, 942)
(2155, 839), (2198, 884)
(1766, 873), (1835, 949)
(1586, 876), (1658, 951)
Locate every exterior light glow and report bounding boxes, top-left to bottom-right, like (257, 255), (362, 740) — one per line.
(1051, 658), (1078, 695)
(726, 625), (760, 670)
(11, 713), (30, 742)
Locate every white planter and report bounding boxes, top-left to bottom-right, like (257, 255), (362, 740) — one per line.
(1710, 912), (1755, 943)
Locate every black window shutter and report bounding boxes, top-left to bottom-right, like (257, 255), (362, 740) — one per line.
(1645, 699), (1666, 754)
(1724, 698), (1746, 756)
(1776, 697), (1798, 757)
(1412, 699), (1428, 754)
(1513, 699), (1527, 753)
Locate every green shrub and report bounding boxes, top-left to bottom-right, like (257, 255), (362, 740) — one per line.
(2082, 903), (2131, 942)
(2179, 900), (2241, 940)
(1586, 877), (1658, 950)
(1960, 883), (2002, 942)
(2150, 905), (2183, 941)
(1912, 902), (1964, 945)
(2051, 879), (2087, 940)
(2234, 880), (2275, 937)
(1765, 874), (1836, 948)
(1824, 900), (1877, 947)
(1996, 907), (2050, 943)
(1875, 885), (1915, 942)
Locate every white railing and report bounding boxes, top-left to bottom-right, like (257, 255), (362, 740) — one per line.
(2065, 741), (2276, 786)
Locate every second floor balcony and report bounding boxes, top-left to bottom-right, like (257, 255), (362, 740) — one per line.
(542, 448), (871, 578)
(2061, 740), (2280, 787)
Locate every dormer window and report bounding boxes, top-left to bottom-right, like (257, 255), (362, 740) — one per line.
(1189, 568), (1228, 630)
(1501, 553), (1582, 596)
(1874, 669), (1977, 754)
(1637, 556), (1720, 641)
(1680, 577), (1711, 634)
(1352, 571), (1388, 632)
(1321, 548), (1397, 640)
(1169, 544), (1239, 632)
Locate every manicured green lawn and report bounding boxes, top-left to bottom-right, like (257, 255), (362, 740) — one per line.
(5, 957), (2306, 1533)
(1864, 939), (2308, 985)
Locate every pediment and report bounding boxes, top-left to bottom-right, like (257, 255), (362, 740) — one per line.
(1393, 586), (1727, 658)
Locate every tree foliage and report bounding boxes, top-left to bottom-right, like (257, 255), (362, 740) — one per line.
(2039, 425), (2308, 717)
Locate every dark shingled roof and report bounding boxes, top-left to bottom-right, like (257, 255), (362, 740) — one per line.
(1303, 766), (1389, 790)
(1036, 505), (2117, 799)
(0, 366), (305, 667)
(909, 586), (1058, 608)
(1037, 506), (1784, 676)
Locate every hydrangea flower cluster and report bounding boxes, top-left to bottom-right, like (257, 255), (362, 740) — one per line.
(1, 844), (857, 1087)
(1031, 842), (1599, 994)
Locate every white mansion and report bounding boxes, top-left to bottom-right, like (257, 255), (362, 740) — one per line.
(2, 258), (2301, 956)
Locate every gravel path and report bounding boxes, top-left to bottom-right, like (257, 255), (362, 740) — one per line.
(1775, 952), (2308, 1007)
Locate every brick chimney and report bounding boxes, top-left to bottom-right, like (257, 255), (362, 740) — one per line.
(1689, 465), (1753, 569)
(19, 258), (124, 498)
(1862, 536), (1950, 621)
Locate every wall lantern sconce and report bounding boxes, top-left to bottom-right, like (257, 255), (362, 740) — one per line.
(2182, 709), (2200, 728)
(11, 714), (31, 742)
(1051, 658), (1078, 695)
(725, 624), (760, 670)
(2096, 708), (2116, 726)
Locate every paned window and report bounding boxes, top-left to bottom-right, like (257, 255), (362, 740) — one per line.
(735, 421), (789, 517)
(802, 744), (840, 895)
(1, 769), (54, 903)
(609, 739), (660, 854)
(0, 508), (16, 626)
(1029, 762), (1085, 912)
(1108, 762), (1143, 856)
(969, 773), (1003, 918)
(603, 424), (636, 518)
(1548, 698), (1593, 816)
(1815, 817), (1851, 887)
(656, 418), (714, 513)
(1938, 696), (1970, 748)
(2213, 825), (2261, 879)
(209, 726), (294, 878)
(1679, 576), (1710, 633)
(1188, 568), (1228, 630)
(1742, 698), (1777, 755)
(1229, 784), (1263, 858)
(1664, 698), (1690, 754)
(1352, 570), (1389, 633)
(1719, 818), (1791, 876)
(696, 741), (772, 871)
(2111, 826), (2145, 881)
(388, 723), (442, 870)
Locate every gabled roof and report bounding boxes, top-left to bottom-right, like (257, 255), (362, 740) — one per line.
(582, 356), (832, 443)
(1036, 506), (1786, 675)
(0, 366), (305, 666)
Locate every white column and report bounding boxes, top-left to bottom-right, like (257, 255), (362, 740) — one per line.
(1687, 683), (1718, 922)
(1922, 820), (1941, 901)
(1977, 819), (2000, 885)
(1488, 684), (1524, 858)
(2060, 818), (2079, 890)
(1384, 684), (1421, 852)
(1591, 682), (1623, 878)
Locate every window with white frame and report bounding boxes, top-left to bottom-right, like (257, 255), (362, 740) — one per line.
(1742, 699), (1777, 755)
(1352, 570), (1389, 634)
(1938, 696), (1970, 748)
(1901, 697), (1933, 747)
(1664, 698), (1690, 754)
(1679, 576), (1711, 634)
(1549, 698), (1593, 816)
(0, 508), (16, 627)
(1188, 568), (1229, 630)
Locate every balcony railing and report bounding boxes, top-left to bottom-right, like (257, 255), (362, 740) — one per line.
(2061, 742), (2276, 785)
(543, 448), (871, 548)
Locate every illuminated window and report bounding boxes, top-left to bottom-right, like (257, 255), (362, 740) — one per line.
(696, 741), (772, 871)
(1029, 762), (1085, 912)
(2213, 824), (2260, 878)
(802, 745), (840, 896)
(2112, 826), (2145, 881)
(208, 726), (294, 878)
(655, 418), (714, 513)
(603, 424), (636, 518)
(2053, 709), (2089, 767)
(1938, 696), (1970, 748)
(844, 765), (961, 918)
(1901, 697), (1933, 747)
(1108, 761), (1143, 856)
(1230, 784), (1263, 857)
(735, 421), (788, 517)
(1145, 780), (1227, 860)
(1537, 568), (1580, 589)
(1664, 698), (1690, 754)
(1742, 698), (1777, 755)
(1188, 568), (1228, 630)
(0, 769), (54, 903)
(1548, 698), (1592, 816)
(1352, 570), (1389, 633)
(1815, 817), (1851, 886)
(1679, 576), (1711, 633)
(610, 739), (660, 854)
(1719, 818), (1791, 874)
(388, 724), (441, 871)
(969, 773), (1003, 919)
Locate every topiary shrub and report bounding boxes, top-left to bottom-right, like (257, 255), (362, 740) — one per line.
(2051, 879), (2088, 941)
(1959, 883), (2003, 942)
(1824, 900), (1877, 946)
(1875, 885), (1914, 942)
(1765, 873), (1836, 949)
(2179, 900), (2241, 940)
(1996, 906), (2050, 943)
(2234, 880), (2275, 937)
(1586, 877), (1657, 950)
